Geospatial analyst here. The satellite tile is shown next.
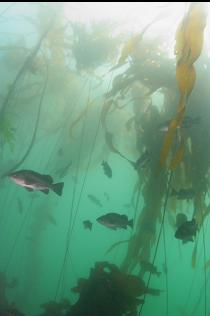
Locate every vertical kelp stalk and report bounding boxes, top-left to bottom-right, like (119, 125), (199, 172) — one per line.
(54, 80), (92, 301)
(159, 3), (207, 172)
(0, 61), (49, 178)
(55, 74), (115, 300)
(0, 12), (56, 120)
(163, 218), (169, 316)
(55, 81), (93, 300)
(139, 171), (173, 316)
(202, 223), (207, 316)
(3, 198), (35, 274)
(133, 187), (141, 224)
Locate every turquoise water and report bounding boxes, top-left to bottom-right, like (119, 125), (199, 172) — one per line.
(0, 2), (210, 316)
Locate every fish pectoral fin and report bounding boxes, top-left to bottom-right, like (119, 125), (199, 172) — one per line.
(41, 189), (49, 195)
(25, 187), (34, 192)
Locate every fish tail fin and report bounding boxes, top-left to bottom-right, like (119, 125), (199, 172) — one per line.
(147, 288), (162, 296)
(128, 219), (134, 229)
(171, 188), (177, 196)
(52, 182), (64, 196)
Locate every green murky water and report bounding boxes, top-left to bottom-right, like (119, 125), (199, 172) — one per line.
(0, 2), (210, 316)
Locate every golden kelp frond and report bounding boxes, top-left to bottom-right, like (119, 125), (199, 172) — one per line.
(159, 127), (176, 171)
(169, 139), (184, 171)
(158, 3), (206, 173)
(118, 34), (140, 65)
(176, 64), (196, 98)
(105, 239), (130, 255)
(185, 4), (207, 65)
(174, 18), (188, 64)
(175, 3), (206, 66)
(158, 99), (185, 171)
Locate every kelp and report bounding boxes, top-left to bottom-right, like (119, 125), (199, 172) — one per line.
(69, 99), (96, 139)
(0, 13), (56, 120)
(111, 10), (169, 71)
(191, 240), (198, 269)
(100, 99), (116, 130)
(105, 130), (132, 163)
(169, 138), (185, 171)
(1, 62), (49, 178)
(105, 239), (130, 255)
(158, 3), (206, 172)
(0, 115), (15, 151)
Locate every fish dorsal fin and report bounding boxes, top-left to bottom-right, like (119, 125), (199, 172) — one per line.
(41, 174), (53, 184)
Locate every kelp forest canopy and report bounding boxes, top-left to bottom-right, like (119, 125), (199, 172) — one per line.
(1, 2), (210, 316)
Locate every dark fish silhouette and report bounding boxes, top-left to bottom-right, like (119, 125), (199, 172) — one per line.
(101, 161), (112, 178)
(83, 220), (92, 231)
(9, 170), (64, 196)
(87, 194), (103, 207)
(175, 218), (197, 243)
(97, 212), (133, 230)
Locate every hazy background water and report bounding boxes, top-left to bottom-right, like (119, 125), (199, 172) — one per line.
(0, 2), (210, 316)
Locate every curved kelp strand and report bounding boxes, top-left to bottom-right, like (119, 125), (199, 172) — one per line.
(202, 220), (207, 316)
(0, 12), (55, 120)
(67, 83), (93, 244)
(108, 9), (170, 73)
(64, 77), (115, 287)
(55, 81), (93, 300)
(105, 239), (130, 255)
(163, 217), (169, 316)
(3, 197), (35, 273)
(191, 271), (210, 316)
(56, 73), (115, 300)
(159, 3), (206, 172)
(1, 63), (49, 178)
(138, 171), (173, 316)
